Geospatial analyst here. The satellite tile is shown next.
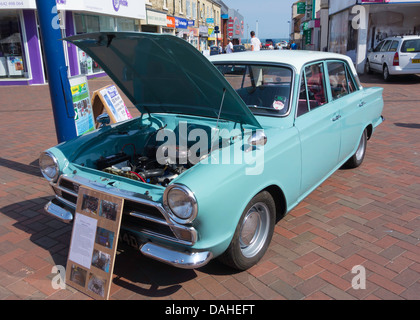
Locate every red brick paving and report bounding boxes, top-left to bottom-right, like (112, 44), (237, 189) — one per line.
(0, 73), (419, 300)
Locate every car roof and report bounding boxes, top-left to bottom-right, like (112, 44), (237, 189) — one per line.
(209, 50), (355, 73)
(384, 35), (420, 41)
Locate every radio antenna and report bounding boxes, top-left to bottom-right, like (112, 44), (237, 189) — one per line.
(216, 88), (227, 129)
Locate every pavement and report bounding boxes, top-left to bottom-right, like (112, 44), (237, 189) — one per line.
(0, 73), (419, 301)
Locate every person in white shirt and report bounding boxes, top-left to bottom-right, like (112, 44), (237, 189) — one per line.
(226, 38), (234, 53)
(250, 31), (261, 51)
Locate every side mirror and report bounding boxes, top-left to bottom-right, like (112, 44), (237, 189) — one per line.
(96, 113), (110, 128)
(248, 130), (267, 146)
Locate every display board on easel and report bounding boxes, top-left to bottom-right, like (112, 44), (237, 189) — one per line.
(91, 85), (132, 128)
(65, 186), (124, 300)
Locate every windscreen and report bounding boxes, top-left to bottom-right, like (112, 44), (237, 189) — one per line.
(215, 64), (293, 117)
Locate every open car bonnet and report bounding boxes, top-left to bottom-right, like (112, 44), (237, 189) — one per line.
(66, 32), (261, 128)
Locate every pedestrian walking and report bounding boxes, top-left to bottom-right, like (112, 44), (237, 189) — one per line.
(291, 41), (298, 50)
(226, 38), (234, 53)
(250, 31), (262, 51)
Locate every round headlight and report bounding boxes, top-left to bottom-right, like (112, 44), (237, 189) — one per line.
(164, 184), (197, 224)
(39, 151), (59, 182)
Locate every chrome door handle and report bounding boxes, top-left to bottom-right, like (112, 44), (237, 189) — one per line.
(332, 115), (341, 122)
(358, 101), (366, 107)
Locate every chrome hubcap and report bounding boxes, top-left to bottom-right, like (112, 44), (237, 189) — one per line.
(239, 202), (270, 258)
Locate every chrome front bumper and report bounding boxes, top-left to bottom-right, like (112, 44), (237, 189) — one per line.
(44, 175), (212, 269)
(44, 198), (212, 269)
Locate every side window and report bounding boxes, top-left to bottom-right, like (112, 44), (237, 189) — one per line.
(345, 65), (358, 94)
(297, 63), (328, 117)
(305, 63), (327, 108)
(373, 41), (384, 52)
(389, 41), (399, 52)
(297, 74), (309, 117)
(380, 40), (392, 52)
(327, 61), (349, 100)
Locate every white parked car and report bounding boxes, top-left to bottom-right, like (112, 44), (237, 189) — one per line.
(366, 35), (420, 81)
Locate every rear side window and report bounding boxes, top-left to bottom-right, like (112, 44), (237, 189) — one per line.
(401, 39), (420, 53)
(327, 61), (358, 100)
(389, 41), (399, 52)
(380, 40), (392, 52)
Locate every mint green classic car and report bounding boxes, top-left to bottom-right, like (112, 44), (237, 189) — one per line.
(39, 32), (384, 270)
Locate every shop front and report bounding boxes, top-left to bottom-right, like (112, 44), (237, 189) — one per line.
(143, 9), (167, 33)
(199, 25), (208, 52)
(0, 1), (43, 85)
(62, 0), (146, 78)
(0, 0), (146, 86)
(329, 0), (420, 73)
(175, 16), (188, 40)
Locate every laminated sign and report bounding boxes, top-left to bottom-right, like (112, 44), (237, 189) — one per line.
(70, 75), (95, 136)
(91, 85), (132, 128)
(66, 186), (124, 300)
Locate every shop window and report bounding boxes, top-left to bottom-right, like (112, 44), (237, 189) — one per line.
(74, 13), (103, 76)
(0, 11), (27, 79)
(116, 18), (135, 32)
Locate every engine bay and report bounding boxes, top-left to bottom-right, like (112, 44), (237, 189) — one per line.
(95, 145), (195, 187)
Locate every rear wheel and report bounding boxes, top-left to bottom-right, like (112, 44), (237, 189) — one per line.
(219, 191), (275, 270)
(383, 65), (391, 81)
(344, 129), (367, 169)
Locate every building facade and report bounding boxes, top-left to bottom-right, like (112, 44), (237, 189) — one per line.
(0, 0), (222, 86)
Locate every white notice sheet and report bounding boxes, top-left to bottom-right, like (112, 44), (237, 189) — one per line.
(68, 213), (97, 269)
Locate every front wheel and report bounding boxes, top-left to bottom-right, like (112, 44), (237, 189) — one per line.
(365, 60), (373, 74)
(344, 129), (367, 169)
(218, 191), (275, 270)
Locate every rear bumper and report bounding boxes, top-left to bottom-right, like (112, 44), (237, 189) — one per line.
(389, 66), (420, 75)
(44, 198), (212, 269)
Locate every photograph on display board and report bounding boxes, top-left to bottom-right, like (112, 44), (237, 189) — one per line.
(91, 249), (111, 273)
(69, 264), (87, 288)
(87, 273), (107, 298)
(99, 199), (118, 221)
(81, 194), (99, 215)
(95, 227), (115, 250)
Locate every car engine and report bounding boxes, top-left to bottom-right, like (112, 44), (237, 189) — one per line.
(94, 144), (199, 187)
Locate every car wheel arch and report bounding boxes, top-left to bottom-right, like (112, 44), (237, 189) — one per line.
(261, 185), (287, 223)
(366, 124), (373, 140)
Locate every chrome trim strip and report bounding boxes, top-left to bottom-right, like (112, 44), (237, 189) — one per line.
(129, 211), (198, 244)
(55, 195), (77, 210)
(140, 242), (212, 269)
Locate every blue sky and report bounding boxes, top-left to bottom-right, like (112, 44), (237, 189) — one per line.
(223, 0), (297, 40)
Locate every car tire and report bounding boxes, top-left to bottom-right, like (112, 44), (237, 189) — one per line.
(365, 60), (373, 74)
(218, 191), (276, 271)
(344, 129), (367, 169)
(383, 65), (391, 82)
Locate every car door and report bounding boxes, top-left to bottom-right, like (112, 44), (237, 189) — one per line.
(326, 60), (363, 163)
(295, 62), (341, 197)
(377, 40), (393, 70)
(369, 40), (385, 71)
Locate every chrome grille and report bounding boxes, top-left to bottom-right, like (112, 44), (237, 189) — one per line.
(53, 176), (196, 245)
